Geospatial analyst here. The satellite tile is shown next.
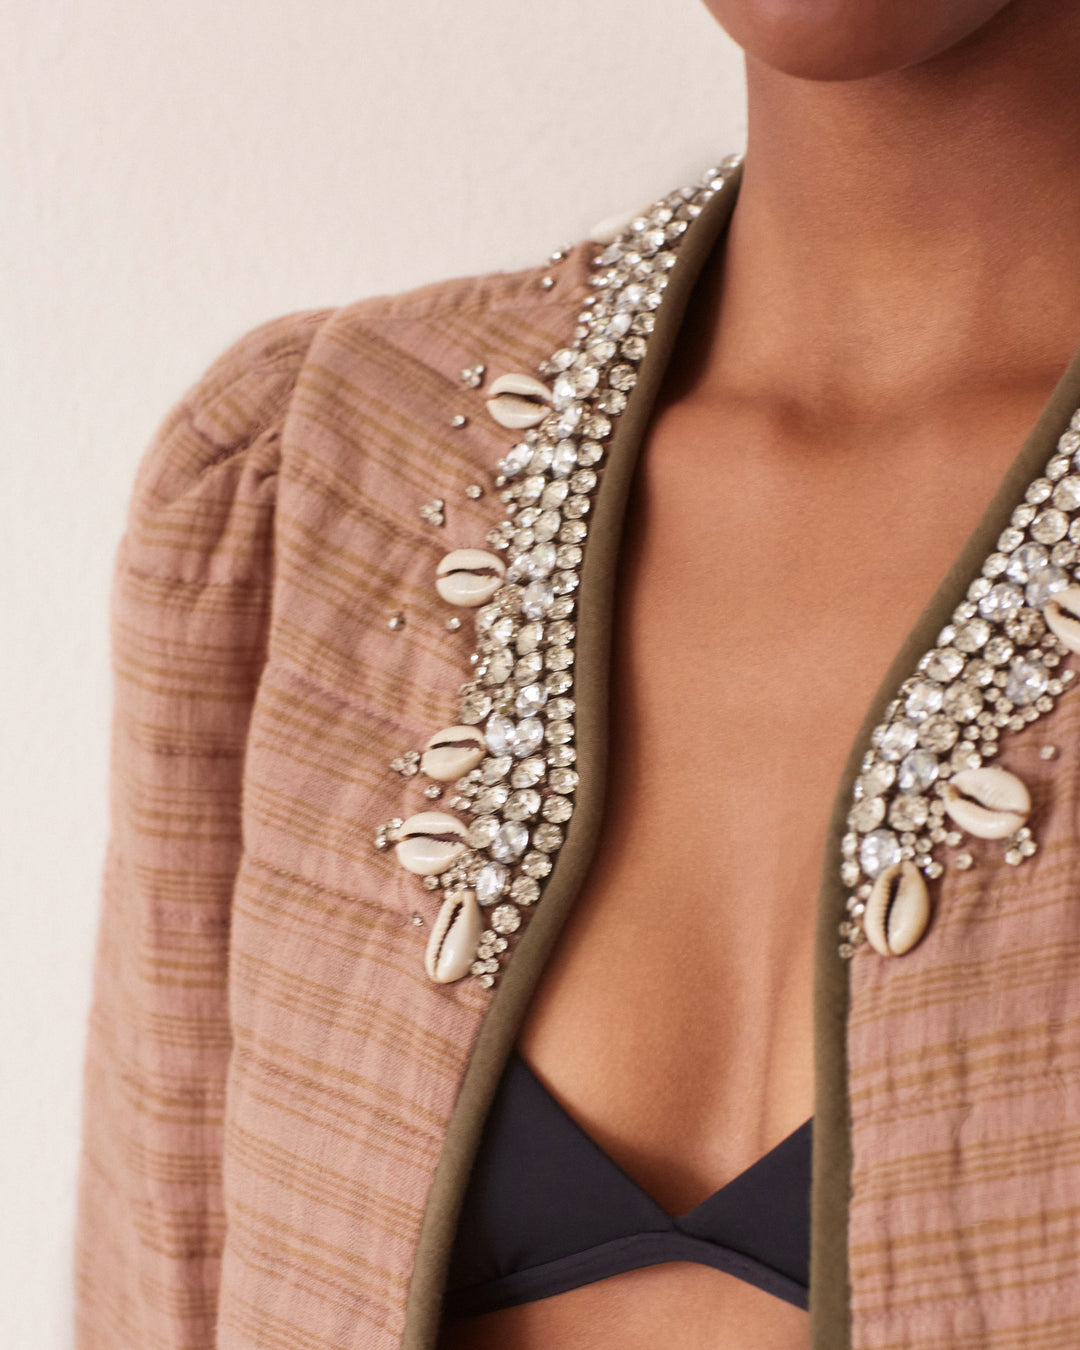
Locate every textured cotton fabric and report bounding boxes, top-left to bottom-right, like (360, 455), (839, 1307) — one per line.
(74, 171), (1080, 1350)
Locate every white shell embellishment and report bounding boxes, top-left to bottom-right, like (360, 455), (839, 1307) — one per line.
(863, 861), (931, 957)
(425, 890), (484, 983)
(435, 549), (507, 607)
(421, 726), (486, 781)
(942, 766), (1031, 840)
(394, 811), (468, 875)
(484, 373), (554, 429)
(1044, 586), (1080, 653)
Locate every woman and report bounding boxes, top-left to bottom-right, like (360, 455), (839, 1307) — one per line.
(74, 2), (1080, 1348)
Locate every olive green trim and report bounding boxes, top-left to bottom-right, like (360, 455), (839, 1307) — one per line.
(808, 332), (1080, 1349)
(401, 172), (743, 1349)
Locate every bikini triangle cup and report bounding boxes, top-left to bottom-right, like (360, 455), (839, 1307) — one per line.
(442, 1048), (813, 1318)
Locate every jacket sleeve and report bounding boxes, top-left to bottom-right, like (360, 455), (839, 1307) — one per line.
(73, 307), (333, 1349)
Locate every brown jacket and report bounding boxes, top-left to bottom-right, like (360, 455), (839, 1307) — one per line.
(75, 160), (1080, 1350)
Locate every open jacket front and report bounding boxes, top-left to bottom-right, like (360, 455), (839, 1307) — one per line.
(75, 161), (1080, 1350)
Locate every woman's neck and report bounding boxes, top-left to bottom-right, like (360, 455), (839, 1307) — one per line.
(711, 0), (1080, 411)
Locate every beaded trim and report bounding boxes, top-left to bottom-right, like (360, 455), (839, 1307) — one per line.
(376, 156), (743, 990)
(839, 413), (1080, 957)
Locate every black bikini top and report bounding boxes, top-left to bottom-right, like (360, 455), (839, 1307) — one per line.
(443, 1048), (813, 1319)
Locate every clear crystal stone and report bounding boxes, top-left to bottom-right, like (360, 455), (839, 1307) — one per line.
(515, 622), (544, 655)
(849, 796), (886, 833)
(1031, 508), (1069, 544)
(510, 875), (541, 905)
(905, 681), (943, 721)
(521, 851), (552, 878)
(1004, 607), (1046, 643)
(505, 789), (541, 820)
(1025, 478), (1053, 504)
(473, 784), (510, 815)
(533, 510), (562, 542)
(982, 636), (1013, 666)
(858, 762), (896, 797)
(522, 580), (555, 619)
(923, 647), (965, 682)
(511, 757), (547, 788)
(546, 670), (573, 696)
(516, 683), (548, 715)
(490, 903), (521, 934)
(542, 795), (573, 823)
(978, 583), (1024, 620)
(468, 817), (499, 849)
(1025, 564), (1069, 608)
(491, 821), (529, 862)
(859, 829), (901, 878)
(878, 722), (919, 761)
(1052, 475), (1080, 510)
(551, 441), (578, 478)
(942, 682), (982, 722)
(954, 618), (991, 652)
(918, 714), (960, 752)
(888, 794), (929, 832)
(481, 756), (512, 784)
(549, 767), (579, 794)
(898, 749), (939, 792)
(532, 823), (564, 852)
(460, 690), (493, 723)
(1005, 542), (1048, 583)
(475, 863), (508, 906)
(997, 527), (1025, 553)
(1005, 655), (1049, 706)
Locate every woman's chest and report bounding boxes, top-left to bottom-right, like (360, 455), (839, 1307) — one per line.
(513, 397), (1025, 1207)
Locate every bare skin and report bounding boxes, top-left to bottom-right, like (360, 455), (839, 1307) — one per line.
(439, 2), (1080, 1346)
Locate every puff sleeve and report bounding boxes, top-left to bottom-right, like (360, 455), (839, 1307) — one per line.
(73, 308), (333, 1349)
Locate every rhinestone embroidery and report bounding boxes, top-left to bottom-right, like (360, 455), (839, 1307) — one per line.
(387, 156), (744, 990)
(839, 414), (1080, 959)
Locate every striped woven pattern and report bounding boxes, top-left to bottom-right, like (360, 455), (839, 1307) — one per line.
(847, 691), (1080, 1349)
(73, 251), (592, 1348)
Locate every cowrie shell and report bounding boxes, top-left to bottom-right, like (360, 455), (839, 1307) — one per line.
(942, 766), (1031, 839)
(421, 726), (486, 782)
(425, 889), (483, 983)
(1044, 586), (1080, 653)
(863, 860), (931, 957)
(435, 549), (506, 607)
(485, 373), (553, 429)
(394, 811), (468, 875)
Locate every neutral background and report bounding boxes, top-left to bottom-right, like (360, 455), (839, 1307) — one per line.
(1, 1), (745, 1343)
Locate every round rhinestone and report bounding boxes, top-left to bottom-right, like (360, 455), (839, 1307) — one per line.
(954, 618), (991, 652)
(516, 683), (548, 715)
(859, 829), (901, 879)
(491, 821), (529, 862)
(1025, 564), (1069, 608)
(521, 851), (552, 878)
(490, 903), (522, 934)
(858, 762), (896, 797)
(1031, 508), (1069, 544)
(1005, 542), (1048, 583)
(505, 789), (542, 820)
(1052, 475), (1080, 510)
(918, 714), (960, 752)
(1004, 607), (1046, 644)
(473, 784), (510, 815)
(522, 580), (555, 619)
(978, 583), (1024, 620)
(942, 682), (982, 722)
(511, 756), (546, 788)
(878, 722), (919, 761)
(542, 794), (573, 824)
(849, 796), (886, 833)
(549, 767), (579, 794)
(898, 749), (939, 792)
(905, 681), (943, 721)
(468, 817), (499, 849)
(510, 876), (541, 905)
(922, 647), (966, 683)
(1005, 654), (1049, 706)
(888, 794), (929, 832)
(475, 863), (508, 906)
(533, 823), (564, 853)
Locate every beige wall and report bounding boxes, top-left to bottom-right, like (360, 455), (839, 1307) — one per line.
(0, 2), (745, 1342)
